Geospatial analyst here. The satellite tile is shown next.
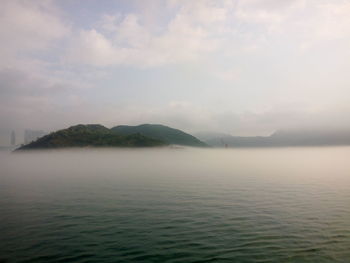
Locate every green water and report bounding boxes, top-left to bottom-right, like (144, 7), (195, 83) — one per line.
(1, 147), (350, 262)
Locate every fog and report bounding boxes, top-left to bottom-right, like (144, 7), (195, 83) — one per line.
(2, 147), (350, 185)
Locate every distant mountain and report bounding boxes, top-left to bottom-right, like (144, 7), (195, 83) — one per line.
(201, 129), (350, 147)
(111, 124), (207, 147)
(194, 132), (232, 142)
(16, 124), (166, 150)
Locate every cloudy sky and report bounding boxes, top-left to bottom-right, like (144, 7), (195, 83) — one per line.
(1, 0), (350, 144)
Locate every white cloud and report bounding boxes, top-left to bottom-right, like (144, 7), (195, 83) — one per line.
(214, 67), (241, 82)
(0, 0), (69, 68)
(68, 30), (119, 66)
(234, 0), (350, 49)
(0, 68), (89, 130)
(66, 1), (232, 67)
(65, 0), (350, 68)
(309, 1), (350, 40)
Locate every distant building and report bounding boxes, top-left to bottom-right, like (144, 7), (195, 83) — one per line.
(24, 129), (47, 144)
(11, 131), (16, 145)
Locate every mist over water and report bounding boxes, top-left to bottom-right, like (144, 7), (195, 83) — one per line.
(1, 147), (350, 262)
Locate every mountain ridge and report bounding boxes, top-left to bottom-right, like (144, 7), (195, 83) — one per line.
(16, 124), (167, 150)
(111, 124), (207, 147)
(196, 129), (350, 147)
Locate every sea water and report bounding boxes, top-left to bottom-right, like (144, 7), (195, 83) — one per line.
(1, 147), (350, 262)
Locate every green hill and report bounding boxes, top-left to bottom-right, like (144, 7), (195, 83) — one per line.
(111, 124), (207, 147)
(17, 124), (166, 150)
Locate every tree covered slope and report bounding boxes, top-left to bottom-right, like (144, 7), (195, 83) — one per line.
(17, 124), (167, 150)
(111, 124), (207, 147)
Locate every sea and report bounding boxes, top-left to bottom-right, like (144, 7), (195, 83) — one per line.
(1, 147), (350, 262)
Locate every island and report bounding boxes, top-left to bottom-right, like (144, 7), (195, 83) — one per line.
(16, 124), (207, 150)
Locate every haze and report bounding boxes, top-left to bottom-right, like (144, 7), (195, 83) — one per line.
(1, 0), (350, 145)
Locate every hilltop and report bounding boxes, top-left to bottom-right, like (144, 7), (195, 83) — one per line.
(111, 124), (207, 147)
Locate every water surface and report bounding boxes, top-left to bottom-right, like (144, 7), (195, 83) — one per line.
(1, 147), (350, 262)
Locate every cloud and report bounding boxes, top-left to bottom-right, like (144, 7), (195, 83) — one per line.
(0, 68), (90, 131)
(2, 0), (350, 141)
(0, 0), (91, 134)
(65, 1), (231, 67)
(213, 67), (241, 82)
(64, 0), (350, 68)
(130, 103), (350, 136)
(0, 0), (69, 68)
(234, 0), (350, 49)
(305, 1), (350, 41)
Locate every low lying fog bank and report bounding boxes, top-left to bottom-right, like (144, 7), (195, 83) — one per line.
(1, 147), (350, 188)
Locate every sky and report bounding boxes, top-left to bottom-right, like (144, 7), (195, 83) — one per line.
(1, 0), (350, 145)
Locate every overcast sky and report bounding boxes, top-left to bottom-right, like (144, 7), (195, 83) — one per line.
(1, 0), (350, 144)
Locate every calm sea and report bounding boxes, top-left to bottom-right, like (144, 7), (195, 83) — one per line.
(1, 147), (350, 262)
